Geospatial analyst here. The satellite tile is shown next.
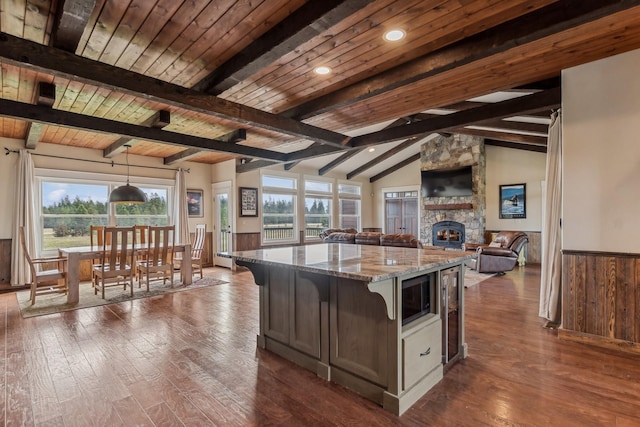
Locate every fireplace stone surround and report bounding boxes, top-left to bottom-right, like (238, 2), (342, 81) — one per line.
(420, 134), (486, 246)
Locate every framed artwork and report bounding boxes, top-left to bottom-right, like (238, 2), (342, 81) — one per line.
(240, 187), (258, 217)
(499, 183), (526, 219)
(187, 189), (203, 217)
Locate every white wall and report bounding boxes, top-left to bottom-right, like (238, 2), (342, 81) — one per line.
(0, 138), (213, 238)
(485, 145), (546, 231)
(563, 48), (640, 252)
(371, 159), (421, 227)
(371, 148), (546, 234)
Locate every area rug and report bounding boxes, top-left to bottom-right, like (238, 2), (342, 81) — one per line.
(17, 275), (228, 318)
(464, 269), (496, 288)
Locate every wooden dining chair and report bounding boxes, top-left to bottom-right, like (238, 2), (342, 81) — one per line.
(89, 225), (111, 287)
(93, 226), (136, 299)
(19, 226), (68, 305)
(134, 225), (149, 245)
(133, 225), (150, 281)
(136, 225), (175, 290)
(175, 223), (206, 281)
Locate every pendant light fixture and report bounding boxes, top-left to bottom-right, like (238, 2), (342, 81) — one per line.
(109, 145), (147, 204)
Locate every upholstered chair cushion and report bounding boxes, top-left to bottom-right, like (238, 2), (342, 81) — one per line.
(319, 228), (358, 240)
(324, 232), (356, 243)
(380, 233), (423, 248)
(354, 232), (382, 245)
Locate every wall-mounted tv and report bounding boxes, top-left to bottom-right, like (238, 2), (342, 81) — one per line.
(421, 166), (473, 197)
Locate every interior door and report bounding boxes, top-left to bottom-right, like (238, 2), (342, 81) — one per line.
(385, 199), (402, 233)
(213, 181), (233, 268)
(384, 191), (419, 235)
(402, 197), (418, 237)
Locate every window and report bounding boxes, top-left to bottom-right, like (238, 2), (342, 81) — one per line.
(41, 181), (110, 251)
(338, 182), (361, 230)
(37, 169), (173, 255)
(304, 178), (332, 241)
(262, 173), (298, 244)
(114, 186), (169, 226)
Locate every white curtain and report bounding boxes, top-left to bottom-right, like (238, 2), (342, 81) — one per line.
(11, 150), (37, 286)
(539, 109), (562, 323)
(174, 168), (190, 244)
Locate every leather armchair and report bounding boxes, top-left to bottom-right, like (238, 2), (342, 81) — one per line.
(466, 231), (528, 274)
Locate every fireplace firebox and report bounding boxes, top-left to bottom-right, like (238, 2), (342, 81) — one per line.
(432, 221), (465, 249)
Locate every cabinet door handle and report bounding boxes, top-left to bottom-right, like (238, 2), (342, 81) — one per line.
(420, 348), (431, 357)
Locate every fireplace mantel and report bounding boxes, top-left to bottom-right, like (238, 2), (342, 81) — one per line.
(423, 203), (473, 210)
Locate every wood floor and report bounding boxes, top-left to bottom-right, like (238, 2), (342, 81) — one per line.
(1, 265), (639, 426)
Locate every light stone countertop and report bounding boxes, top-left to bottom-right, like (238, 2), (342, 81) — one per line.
(231, 243), (475, 283)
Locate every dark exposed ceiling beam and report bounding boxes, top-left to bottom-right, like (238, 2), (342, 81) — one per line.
(236, 159), (279, 174)
(522, 110), (554, 120)
(300, 95), (550, 174)
(164, 129), (246, 165)
(0, 99), (286, 161)
(25, 82), (56, 149)
(103, 110), (171, 158)
(369, 153), (421, 183)
(468, 119), (549, 135)
(454, 128), (548, 145)
(281, 0), (633, 120)
(283, 88), (559, 162)
(51, 0), (98, 52)
(194, 0), (374, 95)
(346, 136), (424, 180)
(513, 76), (562, 92)
(318, 149), (362, 176)
(316, 117), (420, 175)
(485, 139), (547, 153)
(349, 88), (560, 148)
(0, 32), (349, 148)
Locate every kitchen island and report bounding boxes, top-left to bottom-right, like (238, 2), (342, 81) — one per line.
(232, 243), (474, 415)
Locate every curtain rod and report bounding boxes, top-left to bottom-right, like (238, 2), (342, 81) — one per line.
(4, 147), (190, 173)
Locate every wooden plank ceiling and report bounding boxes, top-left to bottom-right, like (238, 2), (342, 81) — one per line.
(1, 0), (640, 179)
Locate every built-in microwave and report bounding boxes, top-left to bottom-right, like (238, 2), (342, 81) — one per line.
(401, 273), (435, 325)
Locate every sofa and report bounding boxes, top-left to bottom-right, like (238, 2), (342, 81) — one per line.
(320, 228), (423, 248)
(464, 231), (528, 274)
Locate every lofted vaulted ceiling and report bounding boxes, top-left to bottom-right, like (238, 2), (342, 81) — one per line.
(1, 0), (640, 180)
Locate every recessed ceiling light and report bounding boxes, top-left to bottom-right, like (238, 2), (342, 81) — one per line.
(314, 66), (331, 75)
(368, 147), (375, 153)
(384, 29), (405, 42)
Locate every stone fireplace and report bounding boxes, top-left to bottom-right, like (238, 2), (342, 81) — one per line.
(420, 134), (486, 246)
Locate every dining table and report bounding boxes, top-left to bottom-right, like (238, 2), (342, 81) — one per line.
(58, 243), (192, 304)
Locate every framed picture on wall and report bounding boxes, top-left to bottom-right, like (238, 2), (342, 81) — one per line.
(187, 189), (203, 217)
(499, 183), (526, 219)
(240, 187), (258, 217)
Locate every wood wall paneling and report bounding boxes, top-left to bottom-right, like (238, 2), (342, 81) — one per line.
(233, 232), (262, 252)
(0, 239), (11, 284)
(560, 251), (640, 355)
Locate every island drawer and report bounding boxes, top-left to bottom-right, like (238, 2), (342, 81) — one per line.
(402, 320), (441, 391)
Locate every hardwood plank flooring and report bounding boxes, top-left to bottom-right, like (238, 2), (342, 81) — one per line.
(1, 265), (639, 426)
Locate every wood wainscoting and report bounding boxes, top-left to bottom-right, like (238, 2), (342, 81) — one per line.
(560, 250), (640, 354)
(233, 232), (261, 252)
(0, 239), (11, 284)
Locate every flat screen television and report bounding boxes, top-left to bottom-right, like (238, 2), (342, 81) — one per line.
(421, 166), (473, 197)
